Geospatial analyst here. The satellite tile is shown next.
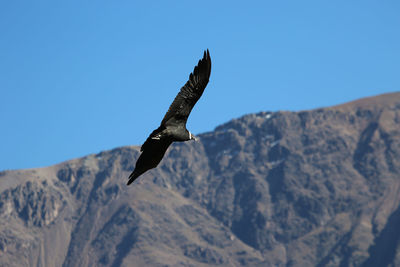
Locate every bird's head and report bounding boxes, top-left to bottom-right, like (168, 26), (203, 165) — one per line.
(189, 131), (197, 141)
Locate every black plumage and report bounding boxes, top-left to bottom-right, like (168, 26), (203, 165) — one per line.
(127, 50), (211, 185)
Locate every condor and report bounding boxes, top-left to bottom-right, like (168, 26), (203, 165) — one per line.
(127, 50), (211, 185)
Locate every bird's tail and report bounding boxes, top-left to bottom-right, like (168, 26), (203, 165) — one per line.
(127, 171), (139, 185)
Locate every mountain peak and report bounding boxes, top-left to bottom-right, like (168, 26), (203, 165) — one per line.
(332, 91), (400, 110)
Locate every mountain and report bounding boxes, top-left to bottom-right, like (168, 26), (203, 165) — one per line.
(1, 92), (400, 267)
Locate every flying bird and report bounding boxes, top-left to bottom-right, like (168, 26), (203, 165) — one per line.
(127, 50), (211, 185)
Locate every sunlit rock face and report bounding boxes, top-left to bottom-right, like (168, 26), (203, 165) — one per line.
(0, 92), (400, 267)
(0, 181), (64, 227)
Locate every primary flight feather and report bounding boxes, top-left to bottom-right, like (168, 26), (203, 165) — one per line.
(127, 50), (211, 185)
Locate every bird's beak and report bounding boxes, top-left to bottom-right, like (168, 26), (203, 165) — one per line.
(189, 131), (197, 141)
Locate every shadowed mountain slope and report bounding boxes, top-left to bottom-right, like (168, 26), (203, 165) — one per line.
(1, 92), (400, 266)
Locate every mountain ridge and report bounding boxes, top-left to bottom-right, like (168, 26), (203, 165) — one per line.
(1, 92), (398, 174)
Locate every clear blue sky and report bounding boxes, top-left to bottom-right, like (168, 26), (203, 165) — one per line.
(1, 1), (399, 171)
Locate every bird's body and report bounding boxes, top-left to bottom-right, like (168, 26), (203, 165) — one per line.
(127, 50), (211, 185)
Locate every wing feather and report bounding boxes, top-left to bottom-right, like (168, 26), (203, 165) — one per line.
(161, 49), (211, 127)
(140, 126), (164, 152)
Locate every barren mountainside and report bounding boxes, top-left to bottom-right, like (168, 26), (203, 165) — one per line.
(1, 92), (400, 267)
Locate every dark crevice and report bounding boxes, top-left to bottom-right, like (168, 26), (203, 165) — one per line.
(111, 226), (139, 267)
(353, 122), (379, 176)
(361, 204), (400, 267)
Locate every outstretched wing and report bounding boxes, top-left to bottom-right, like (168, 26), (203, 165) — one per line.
(161, 49), (211, 127)
(127, 137), (172, 185)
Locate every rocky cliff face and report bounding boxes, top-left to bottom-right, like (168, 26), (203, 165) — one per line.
(1, 92), (400, 267)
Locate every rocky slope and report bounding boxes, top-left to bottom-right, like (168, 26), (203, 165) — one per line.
(0, 92), (400, 267)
